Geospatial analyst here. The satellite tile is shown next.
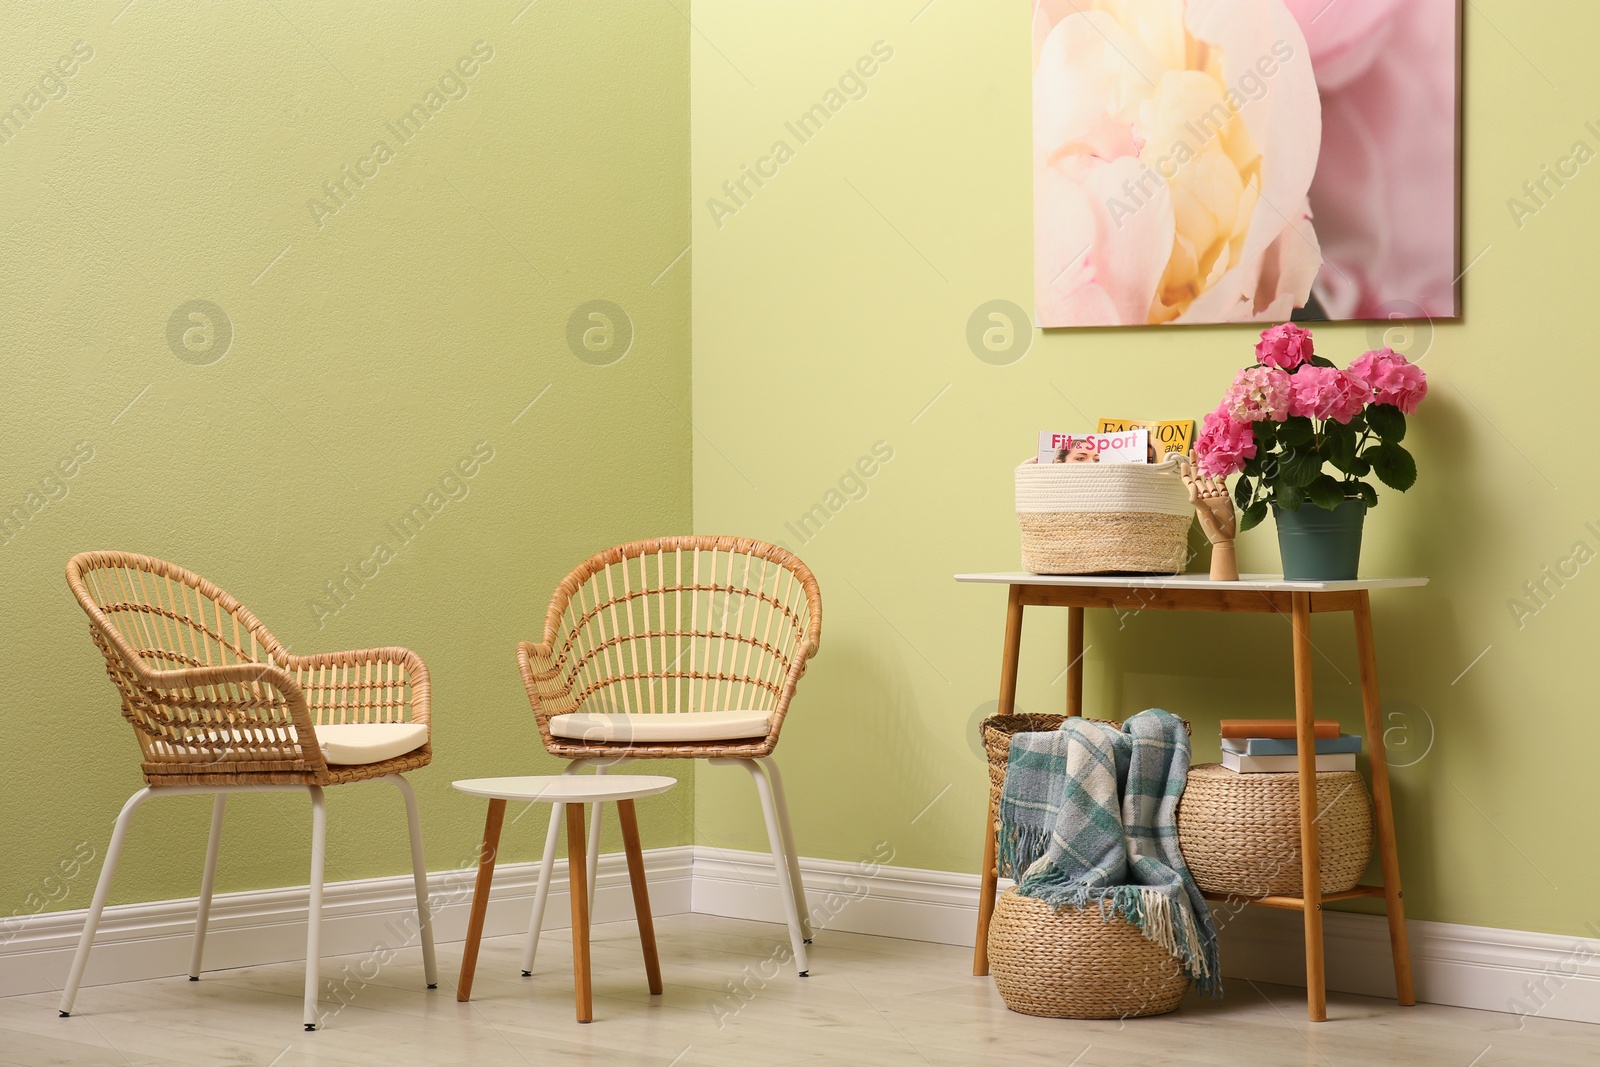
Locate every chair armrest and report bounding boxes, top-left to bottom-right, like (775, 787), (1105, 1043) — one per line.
(129, 660), (323, 765)
(284, 646), (431, 728)
(139, 659), (300, 694)
(517, 641), (579, 731)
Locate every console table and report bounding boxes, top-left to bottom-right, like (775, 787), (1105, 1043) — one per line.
(957, 571), (1427, 1022)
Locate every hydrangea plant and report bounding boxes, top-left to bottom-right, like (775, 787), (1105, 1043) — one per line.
(1195, 324), (1428, 531)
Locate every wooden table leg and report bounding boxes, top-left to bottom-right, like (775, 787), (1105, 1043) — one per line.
(456, 798), (506, 1003)
(566, 802), (593, 1023)
(1290, 592), (1327, 1022)
(1354, 591), (1416, 1006)
(974, 586), (1025, 977)
(1066, 605), (1084, 718)
(617, 799), (663, 995)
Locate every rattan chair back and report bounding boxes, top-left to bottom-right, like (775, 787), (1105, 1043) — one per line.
(518, 537), (821, 757)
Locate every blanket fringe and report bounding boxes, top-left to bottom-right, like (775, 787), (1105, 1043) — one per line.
(995, 822), (1053, 884)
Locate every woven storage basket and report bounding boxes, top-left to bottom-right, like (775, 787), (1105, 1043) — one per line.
(1015, 457), (1193, 575)
(988, 888), (1190, 1018)
(1178, 763), (1374, 897)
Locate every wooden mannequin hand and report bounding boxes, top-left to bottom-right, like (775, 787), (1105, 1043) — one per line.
(1175, 455), (1240, 581)
(1185, 474), (1237, 546)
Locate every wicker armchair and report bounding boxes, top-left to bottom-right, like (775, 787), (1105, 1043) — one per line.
(59, 551), (438, 1030)
(517, 536), (821, 975)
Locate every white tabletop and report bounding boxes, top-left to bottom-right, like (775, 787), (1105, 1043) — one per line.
(452, 775), (678, 803)
(954, 572), (1428, 593)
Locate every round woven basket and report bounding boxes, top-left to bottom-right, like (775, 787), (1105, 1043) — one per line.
(1178, 763), (1374, 897)
(987, 888), (1190, 1018)
(1015, 459), (1193, 575)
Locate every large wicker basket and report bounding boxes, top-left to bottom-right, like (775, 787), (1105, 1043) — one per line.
(1178, 763), (1374, 897)
(1015, 457), (1193, 575)
(981, 713), (1194, 1018)
(988, 888), (1190, 1018)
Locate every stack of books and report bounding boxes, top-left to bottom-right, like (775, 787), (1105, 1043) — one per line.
(1219, 719), (1362, 774)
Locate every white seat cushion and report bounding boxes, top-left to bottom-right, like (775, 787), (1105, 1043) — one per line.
(314, 722), (430, 765)
(549, 710), (772, 743)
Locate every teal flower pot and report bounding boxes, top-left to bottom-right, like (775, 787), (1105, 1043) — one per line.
(1272, 499), (1366, 581)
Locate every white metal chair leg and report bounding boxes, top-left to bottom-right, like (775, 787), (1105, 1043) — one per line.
(759, 756), (811, 942)
(303, 786), (327, 1031)
(734, 759), (810, 976)
(384, 775), (438, 989)
(585, 764), (605, 912)
(523, 758), (598, 975)
(59, 788), (154, 1017)
(189, 793), (227, 980)
(521, 800), (565, 976)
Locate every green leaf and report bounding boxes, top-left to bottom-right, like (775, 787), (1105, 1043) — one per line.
(1366, 403), (1407, 442)
(1275, 483), (1305, 512)
(1326, 424), (1359, 473)
(1356, 481), (1379, 508)
(1307, 474), (1348, 510)
(1279, 416), (1314, 446)
(1280, 446), (1323, 488)
(1240, 500), (1268, 531)
(1350, 456), (1372, 477)
(1309, 355), (1338, 369)
(1234, 476), (1254, 511)
(1363, 442), (1417, 492)
(1251, 420), (1276, 442)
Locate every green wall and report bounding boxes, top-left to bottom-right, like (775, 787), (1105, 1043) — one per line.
(0, 1), (692, 915)
(690, 0), (1600, 938)
(8, 0), (1597, 948)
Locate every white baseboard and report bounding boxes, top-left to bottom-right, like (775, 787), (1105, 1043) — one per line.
(693, 846), (1600, 1026)
(8, 844), (1599, 1026)
(692, 844), (1003, 946)
(0, 846), (694, 1000)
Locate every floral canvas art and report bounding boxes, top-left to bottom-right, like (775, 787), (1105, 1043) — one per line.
(1033, 0), (1460, 328)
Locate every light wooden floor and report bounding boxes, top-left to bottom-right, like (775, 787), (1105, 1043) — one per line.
(5, 913), (1597, 1066)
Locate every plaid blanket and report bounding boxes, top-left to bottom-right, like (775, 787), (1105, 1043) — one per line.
(997, 709), (1219, 996)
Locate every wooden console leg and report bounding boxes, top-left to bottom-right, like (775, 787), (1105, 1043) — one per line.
(566, 802), (593, 1023)
(457, 799), (506, 1003)
(973, 586), (1025, 977)
(1354, 591), (1416, 1006)
(1066, 605), (1084, 718)
(973, 792), (1000, 977)
(617, 799), (663, 995)
(1291, 592), (1327, 1022)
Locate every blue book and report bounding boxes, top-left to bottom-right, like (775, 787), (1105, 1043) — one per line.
(1221, 733), (1362, 756)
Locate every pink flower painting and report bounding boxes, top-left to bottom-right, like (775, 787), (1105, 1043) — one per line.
(1033, 0), (1459, 328)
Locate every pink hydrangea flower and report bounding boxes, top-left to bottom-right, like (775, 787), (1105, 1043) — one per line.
(1195, 403), (1258, 477)
(1348, 347), (1428, 413)
(1255, 323), (1316, 370)
(1289, 366), (1368, 423)
(1224, 365), (1293, 423)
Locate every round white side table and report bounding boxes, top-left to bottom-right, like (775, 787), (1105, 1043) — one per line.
(452, 774), (677, 1023)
